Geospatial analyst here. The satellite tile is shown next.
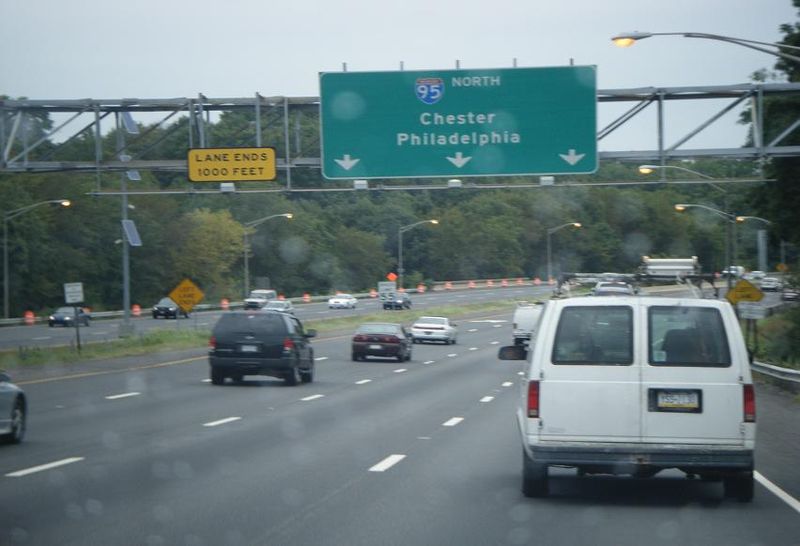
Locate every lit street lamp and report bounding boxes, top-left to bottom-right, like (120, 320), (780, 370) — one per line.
(398, 219), (439, 290)
(674, 203), (743, 289)
(546, 222), (582, 284)
(243, 213), (293, 297)
(611, 31), (800, 63)
(3, 199), (71, 318)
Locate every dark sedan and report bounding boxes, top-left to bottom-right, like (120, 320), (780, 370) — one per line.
(383, 292), (412, 310)
(152, 297), (188, 319)
(48, 306), (90, 327)
(352, 323), (412, 362)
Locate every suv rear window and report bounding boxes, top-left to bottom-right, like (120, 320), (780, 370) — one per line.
(214, 313), (286, 336)
(552, 306), (633, 365)
(648, 306), (731, 367)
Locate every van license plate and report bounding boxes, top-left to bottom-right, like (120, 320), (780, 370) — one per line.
(651, 389), (702, 412)
(239, 344), (258, 353)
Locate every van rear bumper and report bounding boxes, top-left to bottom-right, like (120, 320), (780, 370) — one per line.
(526, 443), (753, 472)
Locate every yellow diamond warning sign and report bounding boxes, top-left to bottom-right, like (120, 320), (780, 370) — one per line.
(726, 279), (764, 305)
(169, 278), (205, 313)
(187, 147), (276, 182)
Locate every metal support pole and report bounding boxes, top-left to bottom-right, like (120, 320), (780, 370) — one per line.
(117, 114), (132, 333)
(243, 230), (250, 298)
(398, 228), (404, 290)
(283, 97), (292, 191)
(2, 218), (8, 319)
(546, 232), (553, 283)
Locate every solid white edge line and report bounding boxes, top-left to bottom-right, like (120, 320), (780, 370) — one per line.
(203, 417), (242, 427)
(443, 417), (464, 427)
(105, 392), (141, 400)
(355, 379), (372, 385)
(300, 394), (325, 401)
(480, 396), (495, 403)
(369, 454), (406, 472)
(755, 471), (800, 514)
(6, 457), (85, 477)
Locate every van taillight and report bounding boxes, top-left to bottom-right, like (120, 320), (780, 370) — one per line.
(527, 380), (540, 418)
(208, 336), (216, 349)
(283, 338), (295, 351)
(743, 384), (756, 423)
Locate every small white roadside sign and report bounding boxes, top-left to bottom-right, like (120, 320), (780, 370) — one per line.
(64, 282), (84, 304)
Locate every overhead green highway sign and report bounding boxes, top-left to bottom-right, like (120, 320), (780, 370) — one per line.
(320, 66), (597, 179)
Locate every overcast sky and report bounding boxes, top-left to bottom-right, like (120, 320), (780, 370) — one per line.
(1, 0), (797, 151)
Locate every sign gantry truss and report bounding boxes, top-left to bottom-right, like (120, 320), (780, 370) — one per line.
(2, 83), (800, 189)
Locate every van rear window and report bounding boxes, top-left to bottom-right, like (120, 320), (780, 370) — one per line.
(552, 306), (633, 365)
(648, 306), (731, 367)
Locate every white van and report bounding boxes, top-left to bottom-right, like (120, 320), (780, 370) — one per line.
(499, 296), (756, 501)
(512, 303), (543, 345)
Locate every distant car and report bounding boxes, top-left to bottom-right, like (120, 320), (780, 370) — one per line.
(152, 297), (188, 319)
(783, 285), (799, 301)
(352, 323), (412, 362)
(383, 292), (412, 310)
(208, 310), (316, 385)
(263, 300), (295, 314)
(48, 306), (90, 327)
(591, 281), (636, 296)
(0, 370), (25, 444)
(410, 316), (458, 344)
(328, 294), (358, 309)
(512, 303), (544, 346)
(759, 277), (783, 291)
(243, 289), (278, 310)
(743, 270), (766, 281)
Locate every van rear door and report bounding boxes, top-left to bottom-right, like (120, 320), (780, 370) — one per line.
(641, 302), (744, 445)
(537, 303), (641, 443)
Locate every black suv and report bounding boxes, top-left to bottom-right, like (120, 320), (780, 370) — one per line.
(383, 292), (412, 310)
(208, 311), (316, 386)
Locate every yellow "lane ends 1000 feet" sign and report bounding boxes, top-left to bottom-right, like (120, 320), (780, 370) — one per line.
(187, 147), (276, 182)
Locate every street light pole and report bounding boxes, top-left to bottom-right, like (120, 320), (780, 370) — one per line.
(612, 31), (800, 63)
(3, 199), (71, 318)
(242, 213), (293, 297)
(546, 222), (582, 284)
(398, 219), (439, 290)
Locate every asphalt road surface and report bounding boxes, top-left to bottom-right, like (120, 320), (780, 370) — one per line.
(1, 312), (799, 545)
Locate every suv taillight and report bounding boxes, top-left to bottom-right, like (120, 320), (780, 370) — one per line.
(283, 337), (295, 351)
(743, 384), (756, 423)
(527, 380), (540, 418)
(208, 336), (216, 349)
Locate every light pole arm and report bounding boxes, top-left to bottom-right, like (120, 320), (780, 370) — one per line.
(676, 203), (737, 223)
(4, 200), (69, 222)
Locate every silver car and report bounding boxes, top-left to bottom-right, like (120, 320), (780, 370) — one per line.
(410, 316), (458, 344)
(0, 370), (26, 444)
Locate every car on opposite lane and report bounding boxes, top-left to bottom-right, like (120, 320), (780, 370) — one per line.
(352, 323), (412, 362)
(383, 292), (412, 310)
(328, 293), (358, 309)
(48, 306), (91, 327)
(410, 316), (457, 344)
(263, 300), (295, 314)
(0, 370), (26, 444)
(759, 277), (783, 291)
(591, 281), (636, 296)
(152, 297), (189, 319)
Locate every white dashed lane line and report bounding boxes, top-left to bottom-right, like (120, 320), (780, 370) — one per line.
(203, 417), (241, 427)
(490, 341), (500, 345)
(105, 392), (141, 400)
(314, 357), (328, 361)
(300, 394), (325, 401)
(32, 336), (51, 341)
(355, 379), (372, 385)
(755, 471), (800, 514)
(442, 417), (464, 427)
(423, 360), (435, 365)
(469, 347), (478, 351)
(447, 353), (457, 358)
(480, 396), (495, 403)
(467, 328), (478, 333)
(6, 457), (85, 478)
(394, 368), (407, 374)
(369, 454), (406, 472)
(502, 382), (514, 387)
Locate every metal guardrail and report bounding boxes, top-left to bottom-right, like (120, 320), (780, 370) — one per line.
(752, 360), (800, 385)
